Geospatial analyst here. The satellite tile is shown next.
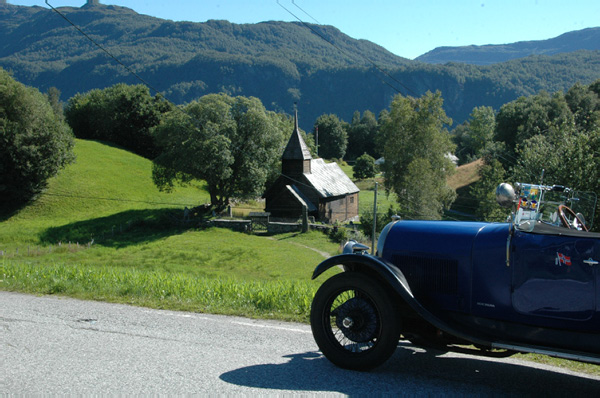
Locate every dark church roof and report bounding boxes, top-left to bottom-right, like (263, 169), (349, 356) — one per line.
(282, 111), (312, 160)
(285, 185), (318, 212)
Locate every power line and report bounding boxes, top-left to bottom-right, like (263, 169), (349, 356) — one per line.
(44, 1), (162, 97)
(292, 0), (320, 24)
(276, 0), (420, 97)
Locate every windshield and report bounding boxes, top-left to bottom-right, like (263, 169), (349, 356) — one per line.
(514, 183), (597, 230)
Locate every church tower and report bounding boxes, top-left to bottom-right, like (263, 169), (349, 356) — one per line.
(281, 110), (312, 178)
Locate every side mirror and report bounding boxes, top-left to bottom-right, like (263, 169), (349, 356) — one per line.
(496, 183), (516, 207)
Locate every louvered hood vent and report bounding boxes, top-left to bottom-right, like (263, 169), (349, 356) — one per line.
(390, 254), (458, 298)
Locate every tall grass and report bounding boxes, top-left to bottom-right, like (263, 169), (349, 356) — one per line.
(0, 259), (318, 322)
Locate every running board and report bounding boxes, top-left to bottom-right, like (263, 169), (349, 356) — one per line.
(493, 342), (600, 365)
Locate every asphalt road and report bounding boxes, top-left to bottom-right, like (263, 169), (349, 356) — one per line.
(1, 291), (599, 395)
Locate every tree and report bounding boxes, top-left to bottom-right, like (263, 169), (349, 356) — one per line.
(65, 83), (172, 158)
(470, 157), (509, 222)
(353, 153), (376, 180)
(565, 82), (600, 132)
(346, 110), (379, 160)
(474, 80), (600, 229)
(0, 68), (75, 208)
(152, 93), (284, 210)
(313, 114), (347, 160)
(378, 91), (456, 220)
(495, 91), (574, 168)
(466, 106), (496, 158)
(45, 87), (64, 121)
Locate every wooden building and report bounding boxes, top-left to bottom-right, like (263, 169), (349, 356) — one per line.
(264, 112), (359, 223)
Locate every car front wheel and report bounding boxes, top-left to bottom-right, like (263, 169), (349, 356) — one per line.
(310, 272), (401, 370)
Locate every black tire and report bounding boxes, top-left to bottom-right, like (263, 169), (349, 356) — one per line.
(310, 272), (401, 370)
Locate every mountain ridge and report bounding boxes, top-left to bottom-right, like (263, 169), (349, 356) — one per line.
(1, 3), (599, 129)
(416, 27), (600, 65)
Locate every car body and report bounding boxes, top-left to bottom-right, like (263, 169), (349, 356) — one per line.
(310, 183), (600, 370)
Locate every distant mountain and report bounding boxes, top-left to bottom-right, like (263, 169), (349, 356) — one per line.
(1, 3), (599, 129)
(416, 27), (600, 65)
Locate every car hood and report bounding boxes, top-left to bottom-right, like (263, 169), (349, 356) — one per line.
(380, 220), (509, 262)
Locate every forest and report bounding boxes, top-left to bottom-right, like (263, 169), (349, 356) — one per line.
(1, 3), (599, 131)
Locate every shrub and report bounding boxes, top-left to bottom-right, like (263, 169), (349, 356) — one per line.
(353, 153), (376, 180)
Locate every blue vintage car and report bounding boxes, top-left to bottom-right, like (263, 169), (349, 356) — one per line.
(310, 183), (600, 370)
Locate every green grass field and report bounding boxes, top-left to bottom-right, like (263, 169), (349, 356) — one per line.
(0, 139), (340, 321)
(1, 142), (597, 374)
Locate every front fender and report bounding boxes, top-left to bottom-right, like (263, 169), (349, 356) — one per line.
(312, 253), (492, 347)
(312, 253), (415, 300)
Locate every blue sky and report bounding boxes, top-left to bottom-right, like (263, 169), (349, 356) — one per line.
(8, 1), (600, 59)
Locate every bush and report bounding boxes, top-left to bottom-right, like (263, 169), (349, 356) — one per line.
(327, 223), (349, 243)
(359, 205), (400, 238)
(353, 153), (376, 180)
(0, 68), (75, 208)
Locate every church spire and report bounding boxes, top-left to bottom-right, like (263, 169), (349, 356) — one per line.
(282, 109), (311, 161)
(282, 108), (312, 176)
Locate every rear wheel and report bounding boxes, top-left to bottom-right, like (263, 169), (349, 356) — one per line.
(310, 272), (401, 370)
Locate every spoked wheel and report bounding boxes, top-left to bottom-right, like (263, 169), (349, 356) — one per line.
(310, 272), (401, 370)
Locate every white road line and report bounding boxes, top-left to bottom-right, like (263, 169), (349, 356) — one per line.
(147, 309), (312, 334)
(231, 321), (312, 334)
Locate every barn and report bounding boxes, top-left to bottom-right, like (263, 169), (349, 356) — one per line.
(264, 112), (359, 223)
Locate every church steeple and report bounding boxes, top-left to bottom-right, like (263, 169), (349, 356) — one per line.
(282, 109), (312, 176)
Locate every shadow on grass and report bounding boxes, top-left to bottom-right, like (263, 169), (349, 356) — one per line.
(39, 208), (199, 248)
(0, 202), (27, 223)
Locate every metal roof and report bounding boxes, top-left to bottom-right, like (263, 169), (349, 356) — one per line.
(304, 159), (359, 198)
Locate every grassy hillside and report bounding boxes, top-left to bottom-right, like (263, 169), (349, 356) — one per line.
(0, 139), (339, 280)
(1, 139), (208, 246)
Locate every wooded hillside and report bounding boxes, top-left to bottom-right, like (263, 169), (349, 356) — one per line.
(417, 27), (600, 65)
(1, 3), (599, 129)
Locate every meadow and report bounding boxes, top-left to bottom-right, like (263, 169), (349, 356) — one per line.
(0, 139), (342, 322)
(2, 141), (597, 375)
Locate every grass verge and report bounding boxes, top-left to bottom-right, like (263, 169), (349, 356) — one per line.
(0, 259), (319, 323)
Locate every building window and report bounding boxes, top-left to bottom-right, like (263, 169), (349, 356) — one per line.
(349, 196), (354, 204)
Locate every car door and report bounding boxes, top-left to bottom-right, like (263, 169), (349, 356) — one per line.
(511, 228), (598, 323)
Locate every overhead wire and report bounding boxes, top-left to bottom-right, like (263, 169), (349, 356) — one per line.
(291, 0), (320, 24)
(44, 1), (162, 97)
(276, 0), (421, 97)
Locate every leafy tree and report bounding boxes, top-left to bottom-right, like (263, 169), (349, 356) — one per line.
(452, 106), (495, 165)
(495, 91), (574, 168)
(45, 87), (64, 121)
(152, 93), (284, 210)
(565, 81), (600, 132)
(353, 153), (376, 180)
(346, 110), (379, 160)
(0, 68), (75, 208)
(378, 91), (457, 220)
(474, 80), (600, 229)
(65, 84), (172, 158)
(313, 114), (347, 160)
(466, 106), (496, 157)
(470, 157), (509, 222)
